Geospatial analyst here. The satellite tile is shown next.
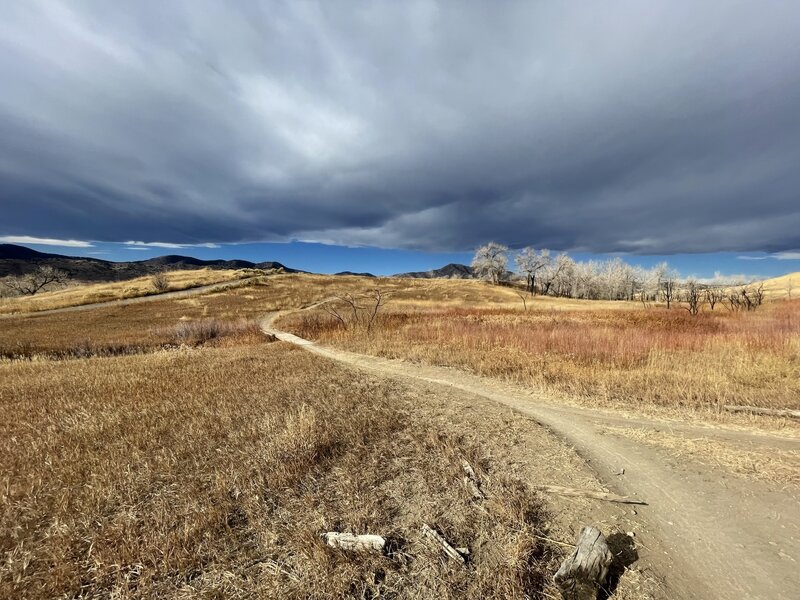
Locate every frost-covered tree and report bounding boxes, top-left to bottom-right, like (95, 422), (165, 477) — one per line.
(471, 242), (509, 284)
(515, 247), (551, 294)
(540, 253), (575, 296)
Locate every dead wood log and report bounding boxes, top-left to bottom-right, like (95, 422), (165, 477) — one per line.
(421, 523), (466, 565)
(461, 459), (486, 500)
(723, 405), (800, 420)
(554, 526), (613, 600)
(323, 532), (386, 553)
(535, 485), (646, 505)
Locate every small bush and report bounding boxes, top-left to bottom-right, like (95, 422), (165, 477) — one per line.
(151, 271), (169, 293)
(162, 318), (264, 347)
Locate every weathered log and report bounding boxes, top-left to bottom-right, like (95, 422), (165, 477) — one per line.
(323, 532), (386, 553)
(535, 485), (646, 505)
(554, 526), (613, 600)
(723, 405), (800, 420)
(421, 523), (466, 565)
(461, 459), (486, 500)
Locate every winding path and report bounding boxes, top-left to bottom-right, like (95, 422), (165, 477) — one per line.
(262, 309), (800, 600)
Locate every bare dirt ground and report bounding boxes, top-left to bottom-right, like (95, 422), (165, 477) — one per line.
(263, 308), (800, 600)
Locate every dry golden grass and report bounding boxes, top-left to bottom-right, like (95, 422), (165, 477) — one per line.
(759, 270), (800, 299)
(0, 268), (258, 315)
(283, 298), (800, 412)
(601, 426), (800, 484)
(0, 275), (528, 359)
(0, 307), (265, 360)
(0, 342), (574, 599)
(0, 276), (667, 598)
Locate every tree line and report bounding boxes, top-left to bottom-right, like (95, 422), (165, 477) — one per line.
(471, 242), (764, 312)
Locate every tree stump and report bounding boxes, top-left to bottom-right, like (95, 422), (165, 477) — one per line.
(554, 526), (613, 600)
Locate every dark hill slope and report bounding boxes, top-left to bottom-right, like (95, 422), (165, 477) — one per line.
(0, 244), (302, 282)
(394, 263), (474, 279)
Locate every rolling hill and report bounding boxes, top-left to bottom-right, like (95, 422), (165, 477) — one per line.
(757, 271), (800, 298)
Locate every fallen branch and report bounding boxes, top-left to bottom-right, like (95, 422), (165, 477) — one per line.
(323, 532), (386, 553)
(461, 459), (486, 500)
(723, 405), (800, 420)
(421, 523), (466, 566)
(534, 485), (647, 505)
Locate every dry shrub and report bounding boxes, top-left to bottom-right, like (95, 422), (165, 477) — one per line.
(160, 318), (264, 347)
(0, 344), (557, 599)
(151, 271), (170, 293)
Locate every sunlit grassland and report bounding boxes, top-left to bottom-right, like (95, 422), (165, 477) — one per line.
(0, 268), (257, 315)
(0, 341), (560, 599)
(283, 298), (800, 413)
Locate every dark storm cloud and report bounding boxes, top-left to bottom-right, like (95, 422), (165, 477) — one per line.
(2, 1), (800, 253)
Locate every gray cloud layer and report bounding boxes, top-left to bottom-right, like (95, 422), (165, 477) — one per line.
(2, 1), (799, 253)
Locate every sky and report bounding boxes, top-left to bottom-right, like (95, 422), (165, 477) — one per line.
(1, 1), (799, 277)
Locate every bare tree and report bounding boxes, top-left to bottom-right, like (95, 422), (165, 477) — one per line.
(741, 284), (764, 310)
(726, 284), (765, 312)
(363, 288), (387, 332)
(471, 242), (508, 285)
(321, 289), (388, 332)
(516, 290), (529, 311)
(321, 300), (348, 329)
(151, 271), (169, 293)
(3, 265), (68, 296)
(704, 287), (723, 310)
(660, 274), (678, 309)
(682, 280), (702, 316)
(754, 283), (765, 307)
(539, 253), (574, 296)
(515, 247), (551, 295)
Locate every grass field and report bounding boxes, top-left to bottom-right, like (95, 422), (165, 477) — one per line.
(11, 272), (798, 596)
(0, 339), (576, 599)
(0, 275), (667, 598)
(0, 268), (259, 315)
(283, 295), (800, 413)
(6, 272), (798, 413)
(0, 276), (523, 359)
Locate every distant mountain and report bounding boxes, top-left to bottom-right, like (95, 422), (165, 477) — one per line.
(394, 263), (475, 279)
(335, 271), (376, 277)
(0, 244), (303, 281)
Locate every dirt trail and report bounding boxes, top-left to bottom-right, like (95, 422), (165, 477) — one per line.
(262, 311), (800, 600)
